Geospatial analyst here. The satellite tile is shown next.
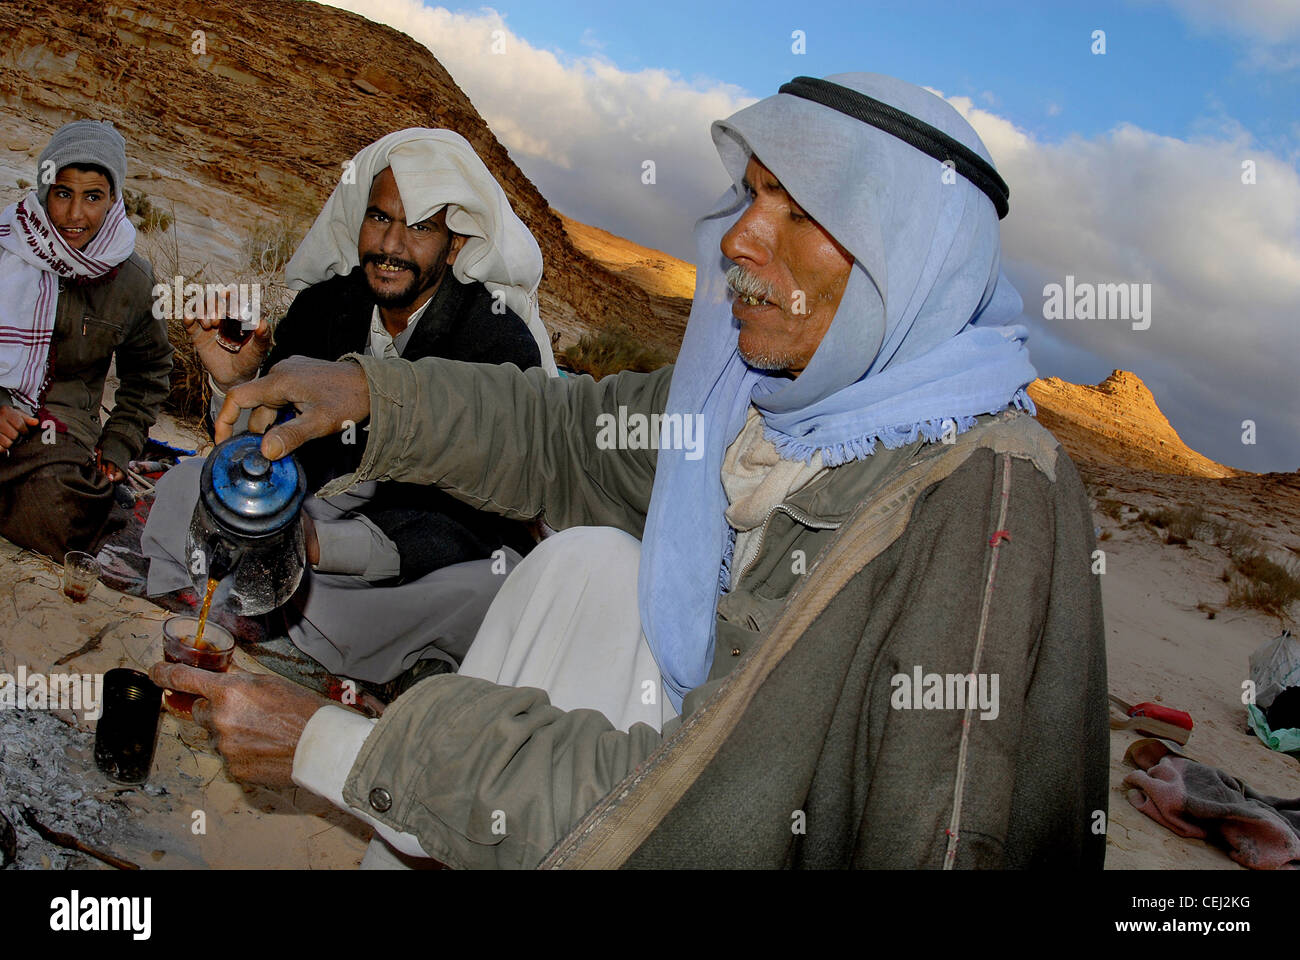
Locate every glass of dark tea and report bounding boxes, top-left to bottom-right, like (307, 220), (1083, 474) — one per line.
(215, 313), (255, 353)
(161, 615), (235, 719)
(62, 550), (100, 602)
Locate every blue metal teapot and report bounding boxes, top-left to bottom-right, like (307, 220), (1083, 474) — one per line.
(185, 433), (308, 616)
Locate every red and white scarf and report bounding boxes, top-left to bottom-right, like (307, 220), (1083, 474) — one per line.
(0, 192), (135, 411)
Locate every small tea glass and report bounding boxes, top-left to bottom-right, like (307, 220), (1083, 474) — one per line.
(161, 615), (235, 720)
(62, 551), (100, 602)
(215, 313), (255, 353)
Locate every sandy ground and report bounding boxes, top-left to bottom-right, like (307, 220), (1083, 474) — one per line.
(1097, 512), (1299, 869)
(0, 398), (1295, 868)
(0, 539), (370, 869)
(0, 406), (370, 869)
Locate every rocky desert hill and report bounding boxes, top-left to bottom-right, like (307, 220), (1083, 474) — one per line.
(1027, 371), (1241, 478)
(0, 0), (687, 353)
(557, 212), (695, 301)
(565, 213), (1300, 568)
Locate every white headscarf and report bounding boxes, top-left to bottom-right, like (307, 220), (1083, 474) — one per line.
(285, 128), (556, 375)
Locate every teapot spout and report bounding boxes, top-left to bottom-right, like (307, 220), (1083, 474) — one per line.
(203, 536), (240, 584)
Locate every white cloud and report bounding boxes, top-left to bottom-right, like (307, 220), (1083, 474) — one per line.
(1148, 0), (1300, 72)
(1153, 0), (1300, 42)
(321, 1), (750, 258)
(942, 92), (1300, 471)
(1243, 44), (1300, 71)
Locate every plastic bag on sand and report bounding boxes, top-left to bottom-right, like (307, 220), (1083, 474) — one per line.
(1246, 703), (1300, 755)
(1249, 631), (1300, 712)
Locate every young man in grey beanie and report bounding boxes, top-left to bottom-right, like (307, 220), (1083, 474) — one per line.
(0, 119), (172, 558)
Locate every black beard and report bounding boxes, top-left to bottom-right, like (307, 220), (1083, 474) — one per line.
(363, 254), (424, 306)
(372, 282), (419, 307)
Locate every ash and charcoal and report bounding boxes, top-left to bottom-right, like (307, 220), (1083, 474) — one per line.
(0, 709), (145, 869)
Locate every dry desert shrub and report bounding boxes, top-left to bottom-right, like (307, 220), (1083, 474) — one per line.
(559, 321), (670, 380)
(1094, 496), (1125, 521)
(123, 188), (173, 233)
(138, 223), (209, 421)
(139, 217), (297, 422)
(1139, 503), (1206, 544)
(1227, 553), (1300, 620)
(164, 313), (209, 422)
(240, 221), (298, 326)
(242, 221), (299, 277)
(1205, 519), (1261, 558)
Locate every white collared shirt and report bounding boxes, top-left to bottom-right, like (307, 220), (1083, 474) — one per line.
(367, 296), (434, 360)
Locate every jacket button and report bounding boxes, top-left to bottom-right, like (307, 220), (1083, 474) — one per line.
(731, 647), (741, 656)
(368, 787), (393, 812)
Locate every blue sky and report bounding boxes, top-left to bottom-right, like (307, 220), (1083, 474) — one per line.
(462, 0), (1300, 160)
(326, 0), (1300, 473)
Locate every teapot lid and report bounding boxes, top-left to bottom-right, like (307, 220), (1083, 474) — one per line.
(199, 433), (307, 537)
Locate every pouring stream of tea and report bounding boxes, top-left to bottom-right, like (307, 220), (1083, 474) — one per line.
(194, 577), (218, 646)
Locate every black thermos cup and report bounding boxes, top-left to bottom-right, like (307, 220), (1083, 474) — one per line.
(93, 668), (163, 784)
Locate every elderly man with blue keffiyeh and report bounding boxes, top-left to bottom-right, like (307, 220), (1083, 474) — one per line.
(152, 74), (1109, 870)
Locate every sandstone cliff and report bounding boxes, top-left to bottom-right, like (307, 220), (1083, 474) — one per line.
(1028, 371), (1240, 478)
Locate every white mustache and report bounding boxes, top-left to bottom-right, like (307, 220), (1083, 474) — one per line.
(725, 264), (777, 303)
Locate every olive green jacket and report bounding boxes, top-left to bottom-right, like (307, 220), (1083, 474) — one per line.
(321, 356), (1109, 869)
(0, 252), (172, 466)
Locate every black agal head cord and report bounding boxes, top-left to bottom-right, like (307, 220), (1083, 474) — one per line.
(777, 76), (1011, 219)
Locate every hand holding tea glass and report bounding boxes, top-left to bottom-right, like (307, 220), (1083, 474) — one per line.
(183, 294), (273, 392)
(160, 615), (235, 720)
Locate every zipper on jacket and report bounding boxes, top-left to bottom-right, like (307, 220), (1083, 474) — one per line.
(735, 502), (839, 585)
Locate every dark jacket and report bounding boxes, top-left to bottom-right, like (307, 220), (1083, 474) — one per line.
(11, 251), (173, 467)
(264, 267), (542, 580)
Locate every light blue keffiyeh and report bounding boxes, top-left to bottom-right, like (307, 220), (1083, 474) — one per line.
(638, 73), (1038, 709)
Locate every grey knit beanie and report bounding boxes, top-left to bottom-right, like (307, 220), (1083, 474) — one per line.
(36, 120), (128, 206)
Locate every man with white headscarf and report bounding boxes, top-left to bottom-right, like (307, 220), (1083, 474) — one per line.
(0, 120), (172, 558)
(142, 129), (552, 692)
(155, 76), (1108, 869)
